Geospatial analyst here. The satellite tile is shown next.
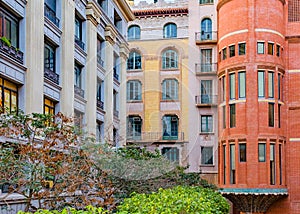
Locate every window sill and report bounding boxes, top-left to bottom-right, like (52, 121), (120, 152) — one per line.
(127, 100), (143, 103)
(127, 69), (143, 72)
(161, 68), (179, 71)
(199, 132), (214, 135)
(161, 99), (179, 102)
(200, 164), (215, 167)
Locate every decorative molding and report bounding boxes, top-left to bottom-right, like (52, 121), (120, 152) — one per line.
(257, 65), (276, 70)
(133, 7), (188, 18)
(86, 1), (101, 27)
(113, 0), (135, 22)
(105, 25), (117, 45)
(228, 66), (246, 72)
(217, 0), (285, 11)
(219, 29), (248, 43)
(120, 43), (130, 59)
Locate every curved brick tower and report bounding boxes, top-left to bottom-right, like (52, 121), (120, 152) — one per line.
(217, 0), (288, 213)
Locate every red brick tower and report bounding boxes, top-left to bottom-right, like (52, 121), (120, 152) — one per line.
(217, 0), (290, 213)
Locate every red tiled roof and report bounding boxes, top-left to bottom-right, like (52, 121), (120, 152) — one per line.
(133, 7), (188, 17)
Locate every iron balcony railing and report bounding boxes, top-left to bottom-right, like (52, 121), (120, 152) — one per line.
(44, 67), (59, 84)
(195, 31), (218, 42)
(97, 54), (104, 67)
(74, 85), (84, 98)
(74, 36), (85, 50)
(113, 110), (119, 118)
(195, 95), (218, 106)
(44, 3), (60, 27)
(0, 40), (24, 63)
(96, 100), (104, 110)
(195, 63), (217, 74)
(127, 132), (185, 142)
(113, 67), (119, 81)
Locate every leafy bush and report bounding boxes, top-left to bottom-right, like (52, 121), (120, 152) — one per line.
(117, 186), (229, 214)
(17, 205), (108, 214)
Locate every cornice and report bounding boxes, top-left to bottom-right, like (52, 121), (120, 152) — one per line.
(119, 43), (130, 59)
(217, 0), (285, 11)
(133, 7), (188, 18)
(86, 1), (102, 26)
(113, 0), (135, 22)
(105, 25), (117, 45)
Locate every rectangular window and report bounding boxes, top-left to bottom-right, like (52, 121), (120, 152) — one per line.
(238, 43), (246, 55)
(268, 72), (274, 98)
(201, 80), (212, 104)
(44, 43), (56, 71)
(269, 103), (275, 127)
(74, 63), (82, 88)
(1, 12), (19, 48)
(200, 49), (212, 72)
(270, 144), (276, 185)
(201, 115), (213, 133)
(278, 74), (281, 100)
(230, 104), (236, 128)
(223, 145), (226, 184)
(278, 104), (281, 128)
(229, 45), (235, 57)
(258, 143), (266, 162)
(229, 73), (235, 99)
(239, 144), (246, 162)
(279, 144), (282, 185)
(201, 147), (213, 165)
(223, 105), (226, 129)
(162, 147), (179, 162)
(96, 121), (104, 142)
(75, 16), (82, 40)
(230, 144), (236, 184)
(222, 47), (227, 60)
(276, 44), (280, 57)
(199, 0), (213, 4)
(44, 98), (55, 115)
(258, 71), (265, 97)
(74, 110), (84, 131)
(257, 42), (265, 54)
(221, 76), (226, 102)
(0, 77), (18, 113)
(238, 71), (246, 98)
(268, 43), (274, 55)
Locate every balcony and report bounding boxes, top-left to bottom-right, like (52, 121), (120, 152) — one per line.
(44, 3), (60, 27)
(0, 39), (24, 63)
(113, 110), (119, 118)
(44, 67), (59, 84)
(113, 67), (119, 81)
(195, 63), (217, 76)
(74, 36), (85, 50)
(195, 95), (218, 107)
(97, 54), (104, 67)
(97, 100), (104, 110)
(195, 31), (217, 45)
(74, 85), (84, 98)
(127, 132), (185, 143)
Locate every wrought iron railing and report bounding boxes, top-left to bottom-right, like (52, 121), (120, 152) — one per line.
(195, 95), (218, 105)
(195, 31), (218, 42)
(195, 63), (217, 74)
(97, 54), (104, 67)
(44, 67), (59, 84)
(44, 3), (60, 27)
(74, 36), (85, 50)
(74, 85), (84, 98)
(97, 100), (104, 110)
(0, 40), (24, 63)
(127, 132), (185, 141)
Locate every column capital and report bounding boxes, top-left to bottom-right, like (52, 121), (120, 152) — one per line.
(105, 25), (117, 45)
(86, 1), (101, 27)
(120, 43), (130, 59)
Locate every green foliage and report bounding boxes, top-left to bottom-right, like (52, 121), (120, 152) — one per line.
(116, 147), (161, 160)
(17, 205), (108, 214)
(117, 186), (230, 214)
(0, 36), (11, 47)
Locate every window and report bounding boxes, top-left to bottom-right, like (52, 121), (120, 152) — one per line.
(127, 80), (142, 101)
(268, 43), (274, 55)
(114, 10), (122, 32)
(239, 144), (246, 162)
(128, 25), (140, 40)
(97, 38), (104, 67)
(230, 104), (236, 128)
(97, 0), (108, 12)
(238, 43), (246, 55)
(44, 0), (59, 27)
(113, 55), (120, 81)
(0, 11), (19, 47)
(221, 76), (225, 102)
(222, 47), (227, 60)
(278, 104), (281, 128)
(279, 144), (282, 185)
(201, 18), (212, 40)
(74, 110), (84, 131)
(113, 90), (119, 118)
(238, 72), (246, 98)
(201, 80), (212, 104)
(223, 145), (226, 184)
(258, 143), (266, 162)
(162, 115), (178, 140)
(269, 103), (275, 127)
(0, 77), (18, 113)
(127, 51), (142, 70)
(96, 81), (104, 109)
(199, 0), (213, 4)
(163, 23), (177, 38)
(44, 43), (56, 72)
(229, 73), (235, 100)
(96, 121), (104, 142)
(75, 16), (84, 49)
(268, 72), (274, 98)
(276, 44), (280, 57)
(278, 74), (281, 100)
(229, 45), (235, 57)
(270, 144), (275, 185)
(223, 106), (226, 129)
(162, 79), (178, 101)
(230, 144), (236, 184)
(162, 49), (178, 69)
(201, 147), (213, 165)
(74, 63), (82, 89)
(257, 42), (265, 54)
(44, 98), (55, 115)
(162, 147), (179, 162)
(200, 49), (212, 72)
(201, 115), (213, 133)
(258, 71), (265, 97)
(127, 116), (142, 140)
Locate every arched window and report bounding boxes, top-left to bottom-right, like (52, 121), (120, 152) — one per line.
(162, 79), (178, 100)
(127, 80), (142, 101)
(128, 25), (141, 40)
(127, 51), (142, 70)
(127, 115), (142, 140)
(163, 23), (177, 38)
(162, 49), (178, 69)
(201, 18), (212, 40)
(162, 115), (178, 140)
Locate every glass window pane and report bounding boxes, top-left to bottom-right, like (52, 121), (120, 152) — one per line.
(239, 144), (246, 162)
(258, 143), (266, 162)
(230, 73), (235, 99)
(257, 42), (265, 54)
(238, 72), (246, 98)
(269, 103), (274, 127)
(268, 72), (274, 98)
(238, 43), (246, 55)
(268, 43), (274, 55)
(258, 71), (265, 97)
(229, 45), (235, 57)
(230, 104), (236, 128)
(201, 147), (213, 165)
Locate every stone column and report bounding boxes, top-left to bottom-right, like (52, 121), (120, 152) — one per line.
(104, 25), (117, 144)
(85, 1), (101, 136)
(119, 43), (129, 146)
(25, 0), (44, 113)
(60, 0), (75, 116)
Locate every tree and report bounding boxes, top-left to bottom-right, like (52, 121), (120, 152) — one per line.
(0, 112), (114, 212)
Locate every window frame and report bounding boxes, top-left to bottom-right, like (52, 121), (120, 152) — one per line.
(162, 115), (178, 140)
(258, 143), (266, 162)
(238, 43), (246, 55)
(201, 146), (214, 165)
(222, 47), (227, 60)
(127, 80), (142, 101)
(0, 77), (18, 114)
(44, 97), (55, 115)
(127, 115), (142, 140)
(258, 71), (265, 98)
(229, 104), (236, 128)
(201, 115), (213, 133)
(269, 103), (275, 127)
(128, 25), (141, 40)
(257, 42), (265, 54)
(74, 63), (82, 89)
(201, 18), (212, 40)
(238, 71), (246, 98)
(229, 73), (236, 100)
(44, 43), (56, 72)
(163, 23), (177, 38)
(162, 79), (178, 101)
(229, 45), (235, 57)
(268, 42), (274, 55)
(0, 10), (19, 48)
(127, 51), (142, 70)
(239, 143), (246, 162)
(162, 49), (178, 69)
(268, 71), (274, 98)
(162, 147), (179, 162)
